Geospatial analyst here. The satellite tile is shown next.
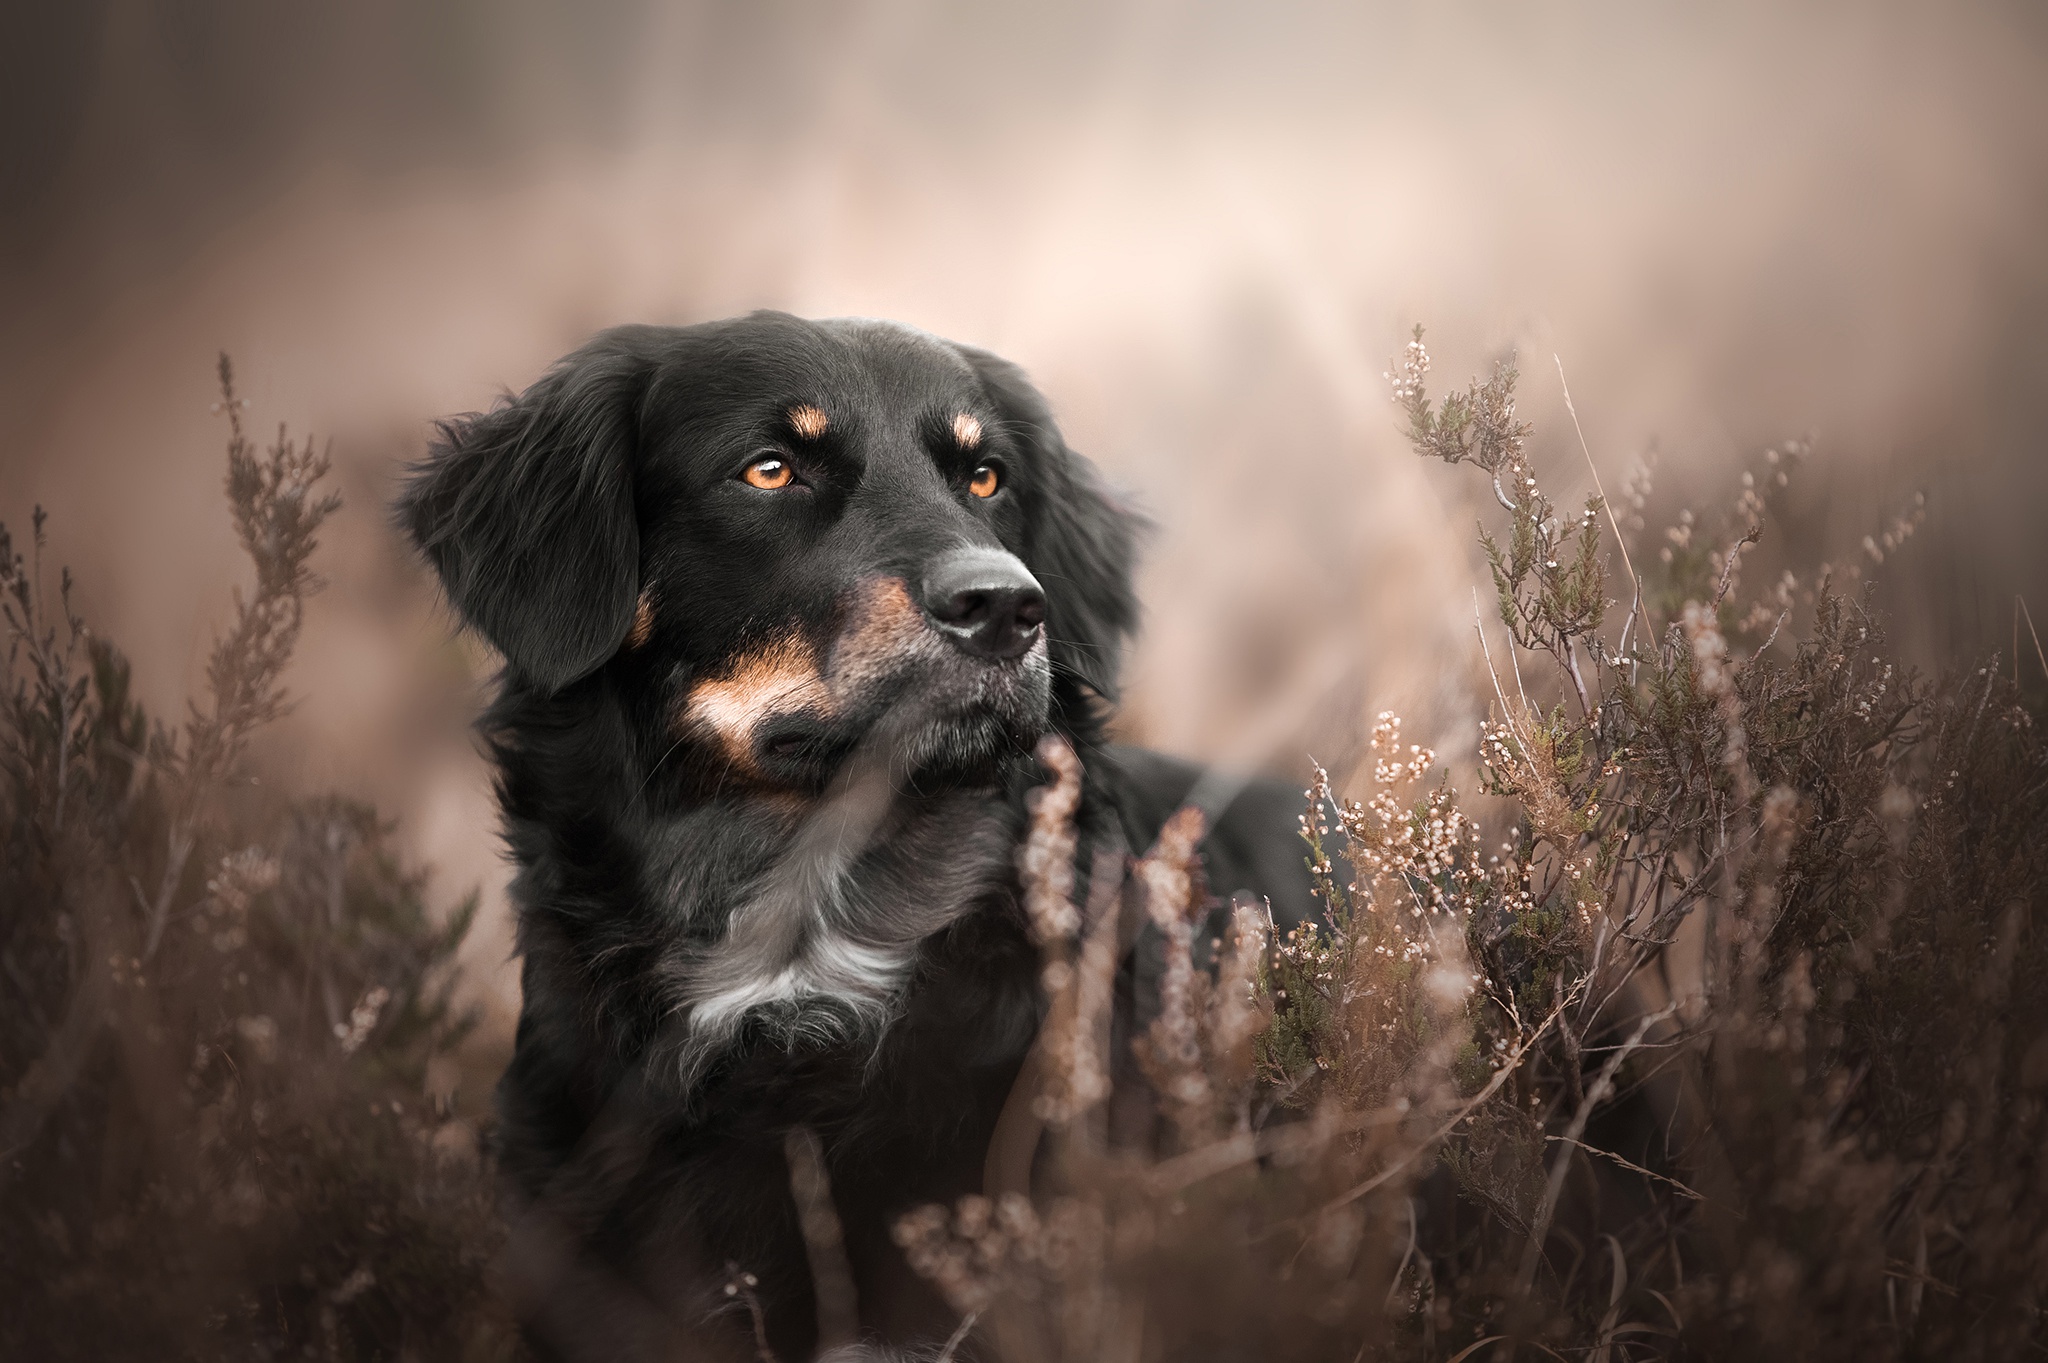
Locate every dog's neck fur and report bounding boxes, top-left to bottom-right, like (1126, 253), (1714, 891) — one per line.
(641, 765), (1024, 1091)
(484, 674), (1103, 1107)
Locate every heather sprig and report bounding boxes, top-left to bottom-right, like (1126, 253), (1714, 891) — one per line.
(894, 327), (2044, 1362)
(0, 363), (501, 1362)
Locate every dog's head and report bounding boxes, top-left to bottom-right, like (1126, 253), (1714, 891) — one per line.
(400, 313), (1140, 793)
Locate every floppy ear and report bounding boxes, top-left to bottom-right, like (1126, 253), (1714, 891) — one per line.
(957, 345), (1144, 705)
(398, 340), (648, 692)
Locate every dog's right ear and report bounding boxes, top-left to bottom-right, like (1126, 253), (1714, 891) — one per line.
(398, 341), (649, 693)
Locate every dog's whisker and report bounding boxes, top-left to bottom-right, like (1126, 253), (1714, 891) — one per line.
(638, 732), (692, 795)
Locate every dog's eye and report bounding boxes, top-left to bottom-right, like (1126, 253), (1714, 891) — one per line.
(969, 464), (1001, 499)
(742, 457), (795, 490)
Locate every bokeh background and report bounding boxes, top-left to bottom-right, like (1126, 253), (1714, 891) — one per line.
(4, 0), (2044, 1055)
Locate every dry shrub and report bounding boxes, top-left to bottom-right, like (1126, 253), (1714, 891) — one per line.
(894, 330), (2046, 1362)
(4, 342), (2040, 1362)
(0, 359), (511, 1362)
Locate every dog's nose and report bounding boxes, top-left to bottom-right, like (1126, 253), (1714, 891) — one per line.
(921, 548), (1047, 661)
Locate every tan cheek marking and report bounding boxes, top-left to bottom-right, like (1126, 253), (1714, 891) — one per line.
(789, 404), (829, 440)
(678, 635), (834, 764)
(625, 590), (656, 650)
(827, 577), (938, 696)
(952, 413), (982, 449)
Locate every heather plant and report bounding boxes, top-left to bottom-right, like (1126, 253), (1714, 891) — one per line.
(891, 330), (2046, 1362)
(3, 341), (2040, 1362)
(0, 360), (509, 1362)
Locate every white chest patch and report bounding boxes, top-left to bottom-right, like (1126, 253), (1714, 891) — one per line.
(659, 726), (1008, 1086)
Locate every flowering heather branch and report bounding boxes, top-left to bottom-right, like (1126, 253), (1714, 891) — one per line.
(1, 356), (341, 1188)
(141, 355), (340, 960)
(1387, 325), (1530, 513)
(1395, 330), (1611, 715)
(1029, 855), (1121, 1129)
(1019, 735), (1084, 948)
(1132, 805), (1215, 1144)
(1204, 896), (1269, 1102)
(333, 984), (392, 1055)
(898, 325), (2043, 1362)
(1013, 736), (1120, 1130)
(1, 362), (492, 1360)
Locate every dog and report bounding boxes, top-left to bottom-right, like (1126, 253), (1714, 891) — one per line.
(399, 312), (1318, 1360)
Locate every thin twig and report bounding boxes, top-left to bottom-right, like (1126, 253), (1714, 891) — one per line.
(1756, 605), (1793, 655)
(1712, 527), (1760, 611)
(1545, 1135), (1704, 1201)
(1315, 981), (1584, 1216)
(1148, 1101), (1407, 1196)
(2020, 595), (2048, 685)
(1563, 637), (1594, 718)
(1386, 1198), (1421, 1309)
(785, 1127), (859, 1350)
(1474, 589), (1530, 756)
(1556, 355), (1645, 667)
(935, 1309), (981, 1363)
(722, 1264), (779, 1363)
(1491, 475), (1519, 513)
(1517, 1003), (1679, 1292)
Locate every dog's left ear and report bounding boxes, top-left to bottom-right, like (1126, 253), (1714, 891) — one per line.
(397, 337), (650, 692)
(956, 345), (1144, 703)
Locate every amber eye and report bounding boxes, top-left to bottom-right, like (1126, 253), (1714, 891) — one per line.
(969, 464), (1001, 498)
(742, 457), (794, 490)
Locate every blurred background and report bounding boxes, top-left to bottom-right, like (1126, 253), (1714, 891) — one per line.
(3, 0), (2043, 1054)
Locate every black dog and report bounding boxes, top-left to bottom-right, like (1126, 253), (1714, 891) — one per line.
(400, 313), (1315, 1360)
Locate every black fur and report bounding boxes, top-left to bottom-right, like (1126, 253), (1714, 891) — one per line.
(405, 337), (649, 692)
(399, 313), (1316, 1361)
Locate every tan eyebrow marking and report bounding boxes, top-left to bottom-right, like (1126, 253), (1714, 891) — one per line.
(952, 413), (983, 449)
(625, 590), (656, 649)
(788, 404), (830, 440)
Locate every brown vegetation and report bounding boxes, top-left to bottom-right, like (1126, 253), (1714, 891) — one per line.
(3, 340), (2042, 1359)
(892, 330), (2046, 1361)
(1, 360), (508, 1361)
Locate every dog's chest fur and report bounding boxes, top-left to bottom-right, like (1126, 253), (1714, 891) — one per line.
(642, 781), (1031, 1089)
(499, 758), (1045, 1132)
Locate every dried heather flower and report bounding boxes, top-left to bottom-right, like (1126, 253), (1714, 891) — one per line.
(1204, 896), (1272, 1104)
(1017, 739), (1117, 1126)
(1032, 863), (1120, 1126)
(1018, 735), (1083, 947)
(333, 985), (391, 1055)
(893, 1192), (1051, 1317)
(1133, 806), (1214, 1139)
